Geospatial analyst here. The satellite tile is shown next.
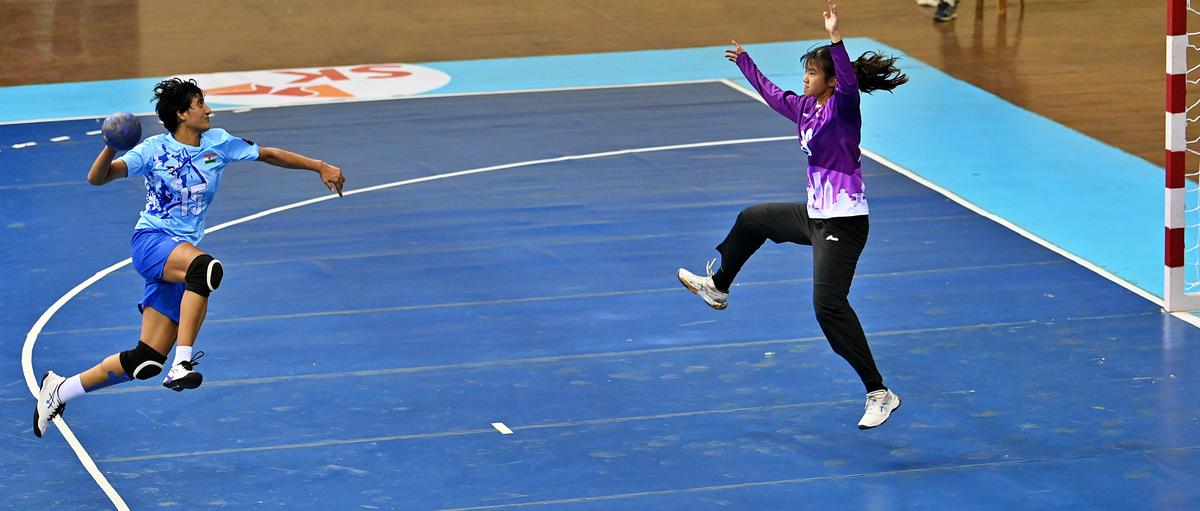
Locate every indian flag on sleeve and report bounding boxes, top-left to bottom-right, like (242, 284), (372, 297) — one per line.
(203, 153), (218, 164)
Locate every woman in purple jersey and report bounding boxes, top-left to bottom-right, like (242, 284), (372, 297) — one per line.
(678, 0), (908, 429)
(34, 78), (346, 438)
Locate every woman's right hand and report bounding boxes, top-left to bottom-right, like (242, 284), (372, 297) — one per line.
(724, 40), (745, 62)
(87, 146), (127, 186)
(824, 0), (842, 42)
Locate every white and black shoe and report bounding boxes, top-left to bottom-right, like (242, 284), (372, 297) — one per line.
(33, 371), (66, 438)
(858, 388), (901, 430)
(933, 0), (958, 21)
(162, 351), (205, 392)
(677, 258), (729, 310)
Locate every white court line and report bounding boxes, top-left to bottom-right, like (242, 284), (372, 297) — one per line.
(23, 259), (133, 509)
(857, 148), (1179, 315)
(22, 131), (794, 509)
(717, 79), (1200, 329)
(50, 136), (70, 142)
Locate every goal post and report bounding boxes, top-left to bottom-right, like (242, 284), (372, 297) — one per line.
(1165, 0), (1200, 311)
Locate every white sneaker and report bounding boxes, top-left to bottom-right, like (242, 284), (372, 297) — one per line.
(677, 258), (728, 310)
(33, 371), (66, 438)
(916, 0), (939, 6)
(162, 351), (205, 392)
(858, 388), (901, 430)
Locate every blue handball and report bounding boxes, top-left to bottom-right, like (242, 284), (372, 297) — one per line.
(101, 112), (142, 151)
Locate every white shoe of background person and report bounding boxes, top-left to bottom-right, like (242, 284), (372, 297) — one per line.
(934, 0), (959, 21)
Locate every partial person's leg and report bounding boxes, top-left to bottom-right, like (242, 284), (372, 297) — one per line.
(159, 242), (221, 388)
(74, 307), (177, 392)
(711, 203), (812, 291)
(809, 216), (883, 392)
(679, 203), (812, 310)
(161, 242), (218, 353)
(33, 307), (176, 437)
(808, 216), (900, 429)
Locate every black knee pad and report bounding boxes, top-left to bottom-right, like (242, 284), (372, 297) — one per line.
(118, 341), (167, 380)
(185, 254), (223, 297)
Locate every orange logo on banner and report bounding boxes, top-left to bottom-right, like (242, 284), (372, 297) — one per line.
(206, 83), (353, 98)
(186, 64), (445, 107)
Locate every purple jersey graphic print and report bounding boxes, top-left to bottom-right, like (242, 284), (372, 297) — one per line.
(736, 42), (867, 218)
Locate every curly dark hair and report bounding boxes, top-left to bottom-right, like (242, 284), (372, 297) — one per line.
(801, 45), (908, 94)
(153, 78), (204, 133)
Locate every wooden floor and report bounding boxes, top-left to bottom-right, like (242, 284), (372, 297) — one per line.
(0, 0), (1166, 167)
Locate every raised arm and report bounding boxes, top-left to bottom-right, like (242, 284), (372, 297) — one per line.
(257, 146), (345, 196)
(726, 40), (804, 122)
(87, 146), (128, 186)
(823, 0), (858, 95)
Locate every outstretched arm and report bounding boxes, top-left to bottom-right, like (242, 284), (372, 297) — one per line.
(726, 40), (804, 122)
(87, 146), (128, 186)
(257, 147), (346, 196)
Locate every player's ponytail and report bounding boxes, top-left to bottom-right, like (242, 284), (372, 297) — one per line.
(801, 45), (909, 94)
(852, 51), (908, 93)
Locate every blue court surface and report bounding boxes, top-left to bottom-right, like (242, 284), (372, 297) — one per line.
(4, 82), (1199, 509)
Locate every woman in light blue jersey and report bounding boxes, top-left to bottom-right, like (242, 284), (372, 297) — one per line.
(34, 78), (346, 438)
(678, 0), (908, 430)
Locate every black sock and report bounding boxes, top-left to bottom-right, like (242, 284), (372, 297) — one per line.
(711, 269), (731, 293)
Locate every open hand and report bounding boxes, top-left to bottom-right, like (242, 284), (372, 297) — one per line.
(724, 40), (745, 62)
(823, 0), (839, 35)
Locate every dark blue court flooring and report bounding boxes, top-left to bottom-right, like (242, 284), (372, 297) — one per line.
(3, 83), (1199, 509)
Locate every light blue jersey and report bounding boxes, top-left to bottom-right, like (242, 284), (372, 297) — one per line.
(118, 129), (259, 244)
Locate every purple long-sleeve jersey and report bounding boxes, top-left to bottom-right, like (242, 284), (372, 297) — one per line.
(736, 41), (867, 218)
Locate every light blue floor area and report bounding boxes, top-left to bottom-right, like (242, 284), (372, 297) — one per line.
(2, 83), (1197, 510)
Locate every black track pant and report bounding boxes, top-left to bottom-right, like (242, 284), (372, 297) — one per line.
(711, 203), (885, 392)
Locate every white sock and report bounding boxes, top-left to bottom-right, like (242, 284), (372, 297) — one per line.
(59, 375), (86, 403)
(172, 345), (193, 368)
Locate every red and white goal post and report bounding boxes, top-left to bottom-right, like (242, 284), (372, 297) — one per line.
(1166, 0), (1200, 311)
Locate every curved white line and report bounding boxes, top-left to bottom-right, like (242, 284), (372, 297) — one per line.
(22, 134), (796, 509)
(23, 258), (132, 509)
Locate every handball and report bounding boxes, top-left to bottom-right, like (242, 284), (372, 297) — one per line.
(101, 112), (142, 151)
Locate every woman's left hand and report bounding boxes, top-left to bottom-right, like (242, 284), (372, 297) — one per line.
(724, 40), (745, 62)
